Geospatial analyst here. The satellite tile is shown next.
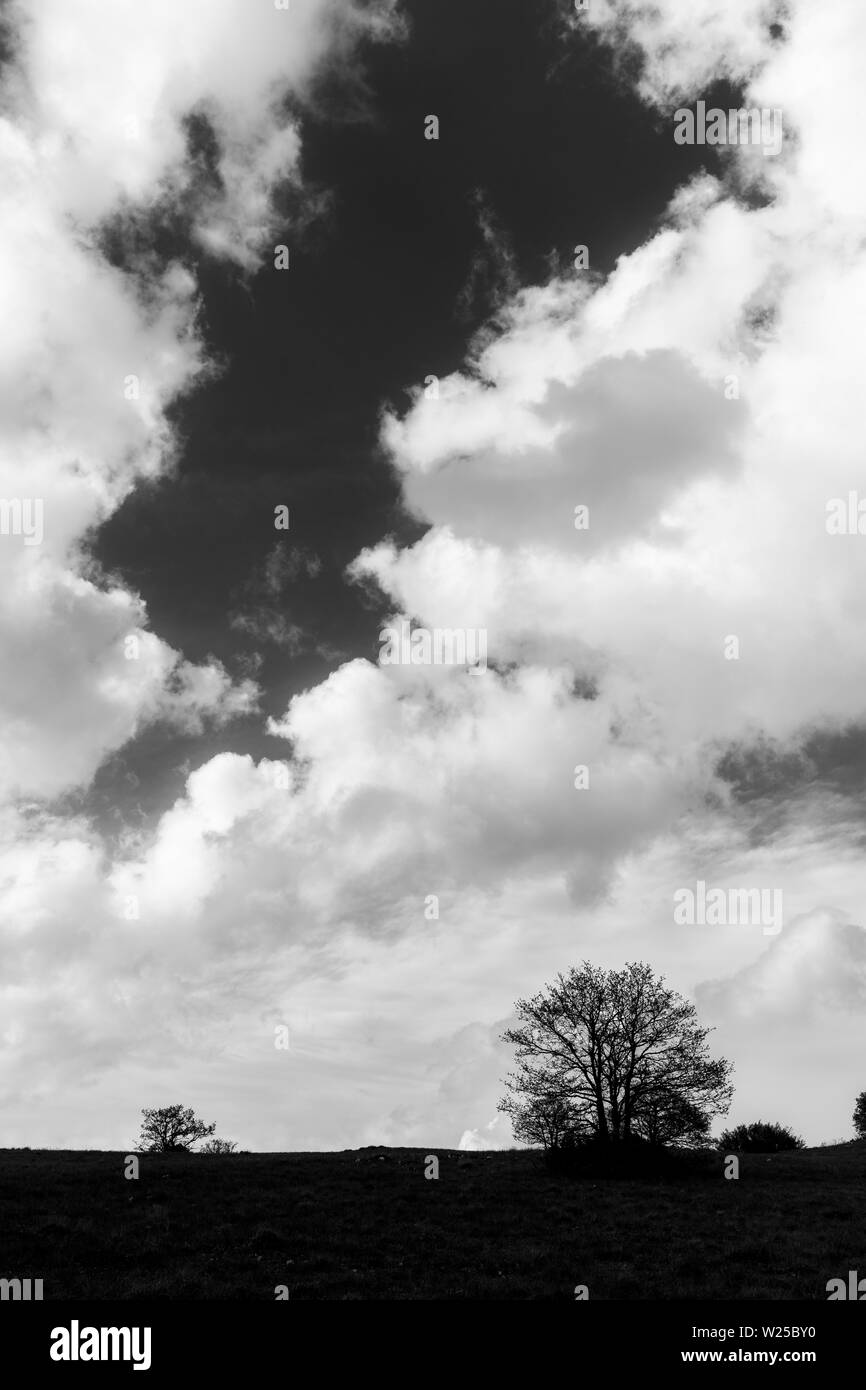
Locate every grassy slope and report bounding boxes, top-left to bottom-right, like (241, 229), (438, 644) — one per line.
(0, 1141), (864, 1299)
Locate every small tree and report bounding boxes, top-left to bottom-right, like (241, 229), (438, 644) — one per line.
(632, 1086), (713, 1149)
(137, 1104), (216, 1154)
(200, 1138), (238, 1155)
(718, 1120), (804, 1153)
(853, 1092), (866, 1139)
(499, 1090), (589, 1151)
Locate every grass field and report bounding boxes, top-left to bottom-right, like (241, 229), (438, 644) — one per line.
(1, 1141), (863, 1299)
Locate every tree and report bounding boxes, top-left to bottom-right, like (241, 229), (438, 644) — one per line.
(200, 1138), (238, 1154)
(498, 1087), (589, 1151)
(137, 1104), (216, 1154)
(631, 1086), (713, 1149)
(853, 1091), (866, 1139)
(718, 1120), (804, 1153)
(499, 961), (733, 1149)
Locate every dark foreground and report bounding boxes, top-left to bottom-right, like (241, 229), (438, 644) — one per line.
(1, 1141), (863, 1299)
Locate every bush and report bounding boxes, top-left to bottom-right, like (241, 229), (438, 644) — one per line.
(853, 1091), (866, 1139)
(200, 1138), (238, 1154)
(718, 1121), (804, 1153)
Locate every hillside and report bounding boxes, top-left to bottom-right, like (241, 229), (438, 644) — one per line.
(1, 1142), (864, 1299)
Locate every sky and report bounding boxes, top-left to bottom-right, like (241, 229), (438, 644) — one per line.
(2, 0), (866, 1151)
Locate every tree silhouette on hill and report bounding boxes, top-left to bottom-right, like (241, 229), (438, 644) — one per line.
(499, 961), (733, 1154)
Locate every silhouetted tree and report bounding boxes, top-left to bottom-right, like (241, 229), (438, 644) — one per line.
(631, 1086), (713, 1149)
(853, 1091), (866, 1139)
(718, 1120), (804, 1153)
(137, 1104), (216, 1153)
(499, 961), (733, 1149)
(498, 1088), (590, 1151)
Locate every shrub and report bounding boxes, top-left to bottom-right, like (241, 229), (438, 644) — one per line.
(718, 1121), (804, 1153)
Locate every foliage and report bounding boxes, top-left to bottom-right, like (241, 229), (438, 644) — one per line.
(718, 1120), (805, 1153)
(500, 961), (733, 1153)
(137, 1104), (217, 1154)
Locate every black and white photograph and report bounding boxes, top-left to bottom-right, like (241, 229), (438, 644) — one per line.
(0, 0), (864, 1366)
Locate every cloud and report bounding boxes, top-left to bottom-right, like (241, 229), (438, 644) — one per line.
(696, 909), (866, 1021)
(567, 0), (782, 105)
(229, 542), (323, 651)
(380, 348), (746, 551)
(454, 190), (520, 322)
(9, 0), (403, 260)
(0, 0), (400, 804)
(459, 1115), (513, 1151)
(4, 0), (866, 1151)
(0, 0), (405, 1136)
(358, 5), (866, 754)
(690, 908), (866, 1141)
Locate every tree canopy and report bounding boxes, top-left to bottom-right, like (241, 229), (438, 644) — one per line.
(137, 1104), (217, 1153)
(499, 961), (733, 1150)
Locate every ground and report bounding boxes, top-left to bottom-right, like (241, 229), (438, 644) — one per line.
(0, 1141), (863, 1299)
